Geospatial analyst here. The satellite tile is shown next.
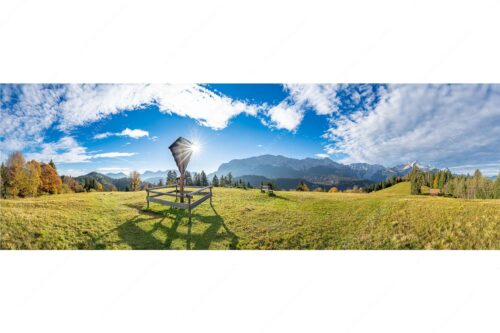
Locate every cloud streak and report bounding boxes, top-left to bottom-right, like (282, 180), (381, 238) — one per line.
(94, 128), (149, 140)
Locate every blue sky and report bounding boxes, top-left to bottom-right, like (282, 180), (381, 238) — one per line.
(1, 84), (500, 176)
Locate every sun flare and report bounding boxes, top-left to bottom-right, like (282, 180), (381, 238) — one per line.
(189, 141), (201, 154)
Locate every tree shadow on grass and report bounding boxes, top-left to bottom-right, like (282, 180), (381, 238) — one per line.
(270, 193), (290, 201)
(116, 205), (239, 250)
(188, 207), (239, 250)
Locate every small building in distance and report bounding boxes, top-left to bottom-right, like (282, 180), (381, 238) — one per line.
(429, 188), (441, 196)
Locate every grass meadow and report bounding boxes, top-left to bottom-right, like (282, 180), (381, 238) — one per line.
(1, 182), (499, 249)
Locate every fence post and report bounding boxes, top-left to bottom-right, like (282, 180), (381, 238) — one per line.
(188, 195), (192, 224)
(210, 186), (213, 206)
(146, 189), (149, 209)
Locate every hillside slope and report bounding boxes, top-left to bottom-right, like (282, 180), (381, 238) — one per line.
(1, 186), (499, 250)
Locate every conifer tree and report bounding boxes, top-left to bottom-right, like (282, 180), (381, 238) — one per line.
(296, 180), (310, 191)
(212, 175), (219, 187)
(410, 166), (423, 195)
(0, 162), (6, 198)
(185, 171), (193, 186)
(48, 159), (57, 171)
(200, 170), (208, 186)
(494, 173), (500, 199)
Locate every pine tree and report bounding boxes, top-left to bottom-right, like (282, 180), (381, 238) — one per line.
(185, 171), (193, 186)
(158, 179), (164, 186)
(296, 180), (310, 191)
(48, 159), (57, 171)
(227, 172), (233, 186)
(410, 166), (423, 195)
(166, 170), (176, 185)
(494, 172), (500, 199)
(212, 175), (219, 187)
(200, 170), (208, 186)
(0, 162), (6, 198)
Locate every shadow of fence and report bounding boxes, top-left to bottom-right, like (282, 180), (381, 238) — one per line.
(113, 205), (238, 250)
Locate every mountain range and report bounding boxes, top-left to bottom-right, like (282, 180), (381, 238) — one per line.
(207, 155), (435, 189)
(83, 155), (435, 191)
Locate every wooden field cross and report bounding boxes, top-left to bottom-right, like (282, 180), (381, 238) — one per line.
(169, 137), (194, 203)
(145, 136), (213, 224)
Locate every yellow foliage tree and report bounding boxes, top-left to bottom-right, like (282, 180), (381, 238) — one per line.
(130, 171), (141, 191)
(433, 176), (438, 189)
(328, 187), (339, 193)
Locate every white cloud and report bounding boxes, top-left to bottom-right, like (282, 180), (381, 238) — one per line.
(58, 169), (87, 177)
(24, 136), (137, 164)
(257, 144), (263, 147)
(58, 84), (263, 131)
(285, 84), (340, 115)
(96, 167), (131, 174)
(1, 84), (265, 156)
(94, 132), (112, 139)
(121, 128), (148, 139)
(267, 101), (304, 131)
(26, 136), (91, 163)
(92, 152), (137, 158)
(265, 84), (342, 131)
(324, 84), (500, 175)
(315, 153), (330, 159)
(94, 128), (149, 140)
(0, 85), (63, 152)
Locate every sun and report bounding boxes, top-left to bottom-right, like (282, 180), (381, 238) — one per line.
(189, 141), (201, 154)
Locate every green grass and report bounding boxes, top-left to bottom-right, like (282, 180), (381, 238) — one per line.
(1, 182), (499, 249)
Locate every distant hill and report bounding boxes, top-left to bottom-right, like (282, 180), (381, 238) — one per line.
(105, 172), (128, 179)
(141, 170), (168, 179)
(76, 172), (121, 191)
(75, 172), (155, 191)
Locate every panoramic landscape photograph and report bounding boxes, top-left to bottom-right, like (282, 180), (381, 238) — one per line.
(1, 83), (499, 249)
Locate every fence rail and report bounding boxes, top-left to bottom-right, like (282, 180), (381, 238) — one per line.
(146, 185), (213, 224)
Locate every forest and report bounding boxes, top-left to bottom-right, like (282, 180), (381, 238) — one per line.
(409, 167), (500, 199)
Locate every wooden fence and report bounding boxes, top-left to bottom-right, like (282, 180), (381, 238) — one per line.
(146, 184), (213, 224)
